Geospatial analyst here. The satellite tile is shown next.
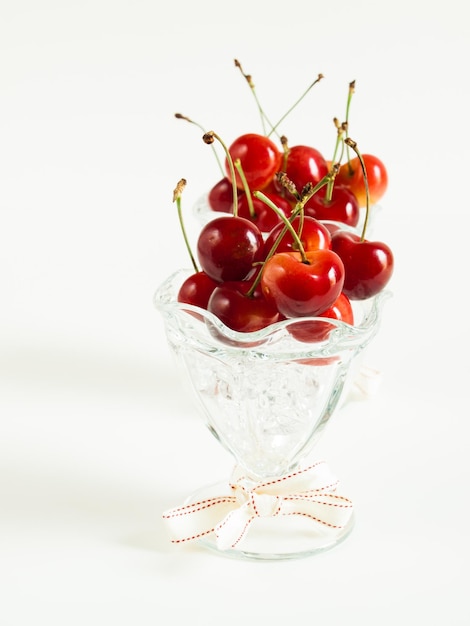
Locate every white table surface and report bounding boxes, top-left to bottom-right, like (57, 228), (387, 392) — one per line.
(1, 1), (469, 624)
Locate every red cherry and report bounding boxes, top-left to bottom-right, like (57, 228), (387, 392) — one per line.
(226, 133), (282, 191)
(321, 221), (346, 236)
(196, 215), (264, 282)
(263, 215), (331, 257)
(336, 154), (388, 207)
(287, 292), (354, 342)
(277, 145), (329, 196)
(304, 184), (360, 227)
(237, 190), (293, 233)
(207, 280), (281, 333)
(177, 271), (218, 310)
(260, 249), (345, 318)
(207, 177), (242, 213)
(331, 230), (394, 300)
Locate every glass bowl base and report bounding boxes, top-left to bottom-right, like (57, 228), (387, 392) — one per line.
(186, 481), (355, 561)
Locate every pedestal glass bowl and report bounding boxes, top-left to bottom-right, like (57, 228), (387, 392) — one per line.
(154, 268), (389, 560)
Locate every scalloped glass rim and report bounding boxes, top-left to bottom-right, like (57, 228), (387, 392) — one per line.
(154, 268), (391, 356)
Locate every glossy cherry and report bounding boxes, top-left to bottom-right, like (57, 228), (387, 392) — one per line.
(287, 292), (354, 342)
(277, 145), (329, 197)
(263, 215), (331, 257)
(196, 215), (264, 282)
(208, 176), (242, 213)
(260, 249), (345, 318)
(177, 271), (219, 310)
(207, 279), (281, 333)
(336, 154), (388, 207)
(331, 230), (394, 299)
(304, 184), (360, 227)
(226, 133), (282, 191)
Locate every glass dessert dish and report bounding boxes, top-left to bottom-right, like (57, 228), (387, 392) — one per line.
(154, 268), (390, 561)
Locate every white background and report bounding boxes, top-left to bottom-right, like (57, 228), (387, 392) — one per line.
(1, 1), (469, 624)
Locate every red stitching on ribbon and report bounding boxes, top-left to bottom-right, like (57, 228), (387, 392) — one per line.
(284, 511), (345, 529)
(162, 496), (236, 519)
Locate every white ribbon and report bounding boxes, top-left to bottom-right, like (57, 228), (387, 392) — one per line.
(162, 461), (353, 550)
(353, 365), (382, 397)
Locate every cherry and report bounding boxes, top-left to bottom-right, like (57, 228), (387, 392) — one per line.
(287, 292), (354, 342)
(196, 215), (264, 282)
(336, 154), (388, 207)
(321, 222), (345, 236)
(277, 145), (329, 197)
(207, 279), (281, 333)
(208, 176), (242, 213)
(260, 249), (345, 318)
(304, 184), (360, 227)
(237, 190), (293, 232)
(263, 215), (331, 257)
(331, 231), (394, 300)
(226, 133), (282, 191)
(177, 271), (219, 310)
(330, 139), (394, 300)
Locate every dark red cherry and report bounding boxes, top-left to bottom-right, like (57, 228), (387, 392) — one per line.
(208, 177), (242, 213)
(177, 271), (219, 310)
(196, 215), (264, 282)
(207, 279), (281, 333)
(331, 230), (394, 300)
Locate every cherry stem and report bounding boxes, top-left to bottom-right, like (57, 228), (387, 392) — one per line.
(234, 158), (255, 218)
(203, 131), (239, 217)
(343, 80), (355, 173)
(344, 137), (370, 241)
(268, 73), (324, 138)
(254, 191), (309, 261)
(173, 178), (199, 273)
(325, 118), (346, 202)
(234, 59), (276, 136)
(175, 113), (225, 178)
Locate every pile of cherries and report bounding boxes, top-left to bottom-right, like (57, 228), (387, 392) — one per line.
(174, 75), (394, 341)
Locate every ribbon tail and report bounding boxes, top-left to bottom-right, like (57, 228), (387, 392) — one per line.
(281, 493), (354, 531)
(162, 496), (238, 544)
(215, 505), (254, 550)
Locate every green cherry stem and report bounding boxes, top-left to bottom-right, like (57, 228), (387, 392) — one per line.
(175, 113), (225, 177)
(325, 118), (346, 202)
(343, 80), (355, 174)
(254, 191), (309, 263)
(344, 137), (370, 241)
(234, 158), (256, 218)
(173, 178), (199, 273)
(203, 131), (239, 217)
(268, 73), (324, 139)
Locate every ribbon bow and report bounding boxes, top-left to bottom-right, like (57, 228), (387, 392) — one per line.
(162, 461), (353, 550)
